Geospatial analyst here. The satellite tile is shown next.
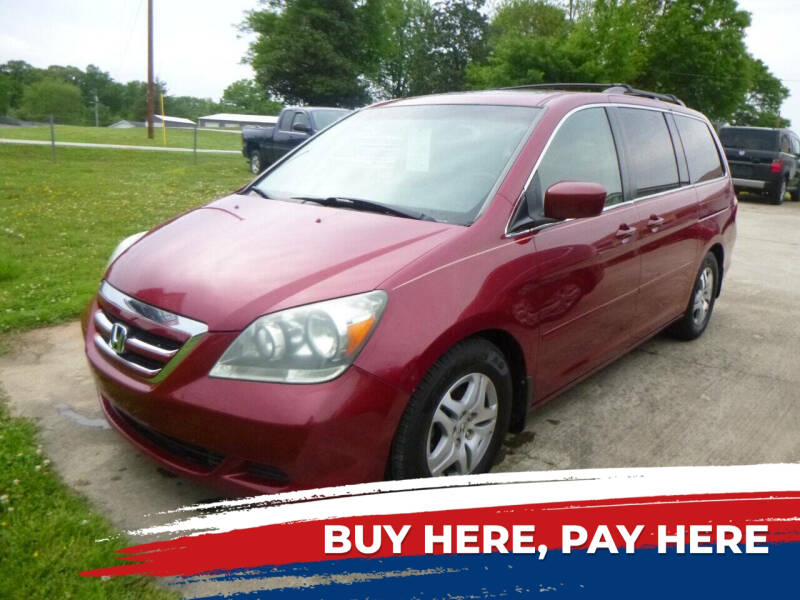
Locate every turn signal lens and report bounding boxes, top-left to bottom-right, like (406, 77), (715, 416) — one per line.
(346, 317), (376, 355)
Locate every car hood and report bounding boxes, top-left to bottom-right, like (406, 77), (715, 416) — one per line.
(106, 194), (460, 331)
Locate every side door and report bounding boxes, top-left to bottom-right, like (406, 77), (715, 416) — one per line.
(286, 110), (312, 151)
(269, 109), (295, 161)
(526, 107), (642, 399)
(611, 107), (700, 340)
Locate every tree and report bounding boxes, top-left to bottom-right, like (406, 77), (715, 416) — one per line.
(566, 0), (657, 83)
(638, 0), (752, 121)
(370, 0), (434, 98)
(467, 0), (582, 88)
(423, 0), (489, 93)
(220, 79), (283, 114)
(0, 74), (11, 115)
(0, 60), (40, 111)
(245, 0), (377, 107)
(16, 78), (83, 123)
(730, 58), (790, 127)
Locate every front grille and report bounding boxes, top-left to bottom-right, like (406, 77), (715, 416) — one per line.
(94, 309), (181, 377)
(93, 281), (207, 379)
(109, 403), (224, 471)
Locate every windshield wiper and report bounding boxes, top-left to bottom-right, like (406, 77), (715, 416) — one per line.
(247, 187), (271, 199)
(291, 196), (435, 222)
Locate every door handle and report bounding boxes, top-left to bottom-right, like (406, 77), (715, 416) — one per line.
(647, 215), (665, 230)
(615, 224), (636, 242)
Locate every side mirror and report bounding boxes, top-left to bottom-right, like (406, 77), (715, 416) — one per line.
(544, 181), (606, 220)
(292, 123), (310, 133)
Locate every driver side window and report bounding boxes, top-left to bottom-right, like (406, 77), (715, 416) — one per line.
(292, 112), (310, 131)
(527, 107), (623, 217)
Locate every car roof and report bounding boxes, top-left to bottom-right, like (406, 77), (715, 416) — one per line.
(371, 88), (707, 120)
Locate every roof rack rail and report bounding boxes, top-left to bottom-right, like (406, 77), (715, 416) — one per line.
(501, 82), (685, 107)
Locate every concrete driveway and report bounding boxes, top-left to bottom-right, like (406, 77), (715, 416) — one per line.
(1, 197), (798, 534)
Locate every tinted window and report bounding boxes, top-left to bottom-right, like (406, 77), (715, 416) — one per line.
(718, 127), (779, 151)
(278, 110), (294, 131)
(675, 115), (724, 183)
(292, 112), (309, 130)
(780, 135), (791, 153)
(312, 109), (350, 130)
(528, 107), (623, 215)
(256, 105), (542, 226)
(617, 108), (679, 198)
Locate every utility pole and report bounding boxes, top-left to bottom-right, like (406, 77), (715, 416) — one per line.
(94, 94), (99, 127)
(146, 0), (154, 139)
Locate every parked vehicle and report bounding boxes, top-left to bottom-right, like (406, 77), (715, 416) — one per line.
(84, 84), (736, 496)
(719, 126), (800, 204)
(242, 107), (351, 174)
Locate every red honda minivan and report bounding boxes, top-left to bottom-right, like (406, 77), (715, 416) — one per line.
(83, 84), (737, 495)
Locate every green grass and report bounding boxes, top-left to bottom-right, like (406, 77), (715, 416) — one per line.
(0, 394), (177, 599)
(0, 144), (252, 333)
(0, 124), (241, 151)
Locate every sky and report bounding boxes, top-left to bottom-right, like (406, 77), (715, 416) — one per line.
(0, 0), (256, 100)
(0, 0), (799, 125)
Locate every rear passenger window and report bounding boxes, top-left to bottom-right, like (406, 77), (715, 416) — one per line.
(528, 107), (623, 215)
(617, 108), (679, 197)
(674, 116), (724, 183)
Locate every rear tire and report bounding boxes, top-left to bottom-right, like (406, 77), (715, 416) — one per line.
(389, 339), (512, 480)
(790, 185), (800, 201)
(770, 178), (786, 204)
(667, 252), (719, 341)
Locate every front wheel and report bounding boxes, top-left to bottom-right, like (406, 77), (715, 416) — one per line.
(389, 339), (512, 480)
(249, 152), (263, 175)
(667, 252), (719, 340)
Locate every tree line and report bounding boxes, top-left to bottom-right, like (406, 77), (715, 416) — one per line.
(1, 1), (788, 127)
(0, 61), (281, 125)
(245, 0), (789, 125)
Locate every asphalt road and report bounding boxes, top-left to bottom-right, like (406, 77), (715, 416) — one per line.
(1, 196), (798, 535)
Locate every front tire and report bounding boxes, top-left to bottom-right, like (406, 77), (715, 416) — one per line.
(667, 252), (719, 340)
(389, 339), (512, 480)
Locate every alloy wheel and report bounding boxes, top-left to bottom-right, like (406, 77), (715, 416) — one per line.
(691, 265), (714, 327)
(426, 372), (498, 476)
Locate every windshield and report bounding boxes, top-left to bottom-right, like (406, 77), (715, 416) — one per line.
(312, 109), (351, 130)
(254, 104), (542, 225)
(719, 128), (779, 151)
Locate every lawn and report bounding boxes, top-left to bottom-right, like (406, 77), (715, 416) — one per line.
(0, 124), (242, 151)
(0, 395), (178, 599)
(0, 144), (252, 333)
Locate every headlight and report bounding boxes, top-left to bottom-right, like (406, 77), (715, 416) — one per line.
(106, 231), (147, 268)
(209, 291), (388, 384)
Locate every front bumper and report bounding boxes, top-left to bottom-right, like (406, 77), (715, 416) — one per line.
(83, 296), (408, 496)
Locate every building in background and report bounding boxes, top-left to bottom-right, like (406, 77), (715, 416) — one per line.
(198, 113), (279, 129)
(109, 115), (195, 129)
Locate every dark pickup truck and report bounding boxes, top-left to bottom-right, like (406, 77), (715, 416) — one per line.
(242, 107), (351, 174)
(719, 126), (800, 204)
